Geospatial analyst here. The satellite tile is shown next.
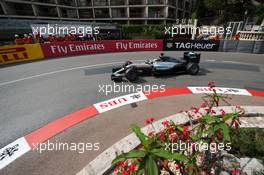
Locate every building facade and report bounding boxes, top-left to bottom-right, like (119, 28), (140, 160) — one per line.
(0, 0), (193, 25)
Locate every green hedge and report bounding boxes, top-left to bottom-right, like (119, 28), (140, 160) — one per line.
(230, 128), (264, 162)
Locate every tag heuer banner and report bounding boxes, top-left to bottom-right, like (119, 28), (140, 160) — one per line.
(164, 40), (220, 51)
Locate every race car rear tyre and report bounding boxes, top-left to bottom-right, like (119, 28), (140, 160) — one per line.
(187, 63), (199, 75)
(125, 66), (138, 81)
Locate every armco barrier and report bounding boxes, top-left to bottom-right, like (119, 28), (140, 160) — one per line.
(222, 40), (238, 52)
(0, 44), (44, 65)
(41, 40), (163, 58)
(253, 41), (264, 54)
(236, 40), (255, 53)
(220, 40), (264, 54)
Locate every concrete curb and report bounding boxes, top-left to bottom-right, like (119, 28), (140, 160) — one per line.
(77, 106), (264, 175)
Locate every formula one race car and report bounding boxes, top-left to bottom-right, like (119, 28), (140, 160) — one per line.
(111, 52), (201, 82)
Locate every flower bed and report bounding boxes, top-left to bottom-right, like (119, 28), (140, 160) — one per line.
(112, 82), (246, 175)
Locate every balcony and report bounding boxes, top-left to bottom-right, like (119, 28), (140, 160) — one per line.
(6, 2), (35, 16)
(148, 7), (165, 18)
(168, 8), (176, 18)
(79, 9), (93, 18)
(129, 0), (145, 5)
(57, 0), (76, 6)
(129, 7), (145, 18)
(148, 0), (165, 5)
(112, 8), (127, 18)
(110, 0), (127, 6)
(93, 0), (108, 6)
(148, 12), (164, 18)
(185, 1), (190, 11)
(60, 8), (78, 18)
(168, 0), (176, 6)
(239, 31), (264, 41)
(94, 9), (109, 18)
(178, 0), (184, 9)
(36, 5), (58, 17)
(76, 0), (92, 6)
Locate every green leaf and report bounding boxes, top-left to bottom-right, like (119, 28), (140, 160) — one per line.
(131, 124), (150, 149)
(204, 126), (214, 135)
(218, 123), (231, 141)
(112, 154), (126, 165)
(145, 155), (159, 175)
(112, 150), (146, 164)
(126, 150), (146, 158)
(151, 149), (188, 162)
(203, 115), (221, 124)
(136, 169), (144, 175)
(223, 113), (238, 122)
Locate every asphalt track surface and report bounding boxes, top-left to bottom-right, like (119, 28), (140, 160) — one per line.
(0, 51), (264, 174)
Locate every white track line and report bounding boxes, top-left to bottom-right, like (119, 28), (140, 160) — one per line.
(0, 61), (125, 87)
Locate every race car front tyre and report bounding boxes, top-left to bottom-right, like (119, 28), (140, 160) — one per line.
(186, 63), (200, 75)
(112, 67), (122, 73)
(125, 66), (138, 81)
(111, 75), (122, 82)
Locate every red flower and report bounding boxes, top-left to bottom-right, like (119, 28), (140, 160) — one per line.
(168, 127), (174, 134)
(200, 102), (207, 108)
(208, 81), (215, 87)
(169, 133), (178, 142)
(181, 127), (189, 140)
(231, 169), (241, 175)
(234, 122), (239, 129)
(129, 164), (136, 172)
(122, 171), (129, 175)
(205, 108), (211, 113)
(220, 109), (226, 116)
(175, 164), (180, 170)
(211, 109), (216, 114)
(162, 120), (170, 127)
(145, 117), (155, 124)
(148, 131), (155, 138)
(191, 106), (199, 113)
(159, 131), (166, 140)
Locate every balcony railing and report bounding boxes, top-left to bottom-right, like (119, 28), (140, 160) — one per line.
(112, 13), (127, 18)
(148, 13), (164, 18)
(238, 31), (264, 41)
(95, 13), (109, 18)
